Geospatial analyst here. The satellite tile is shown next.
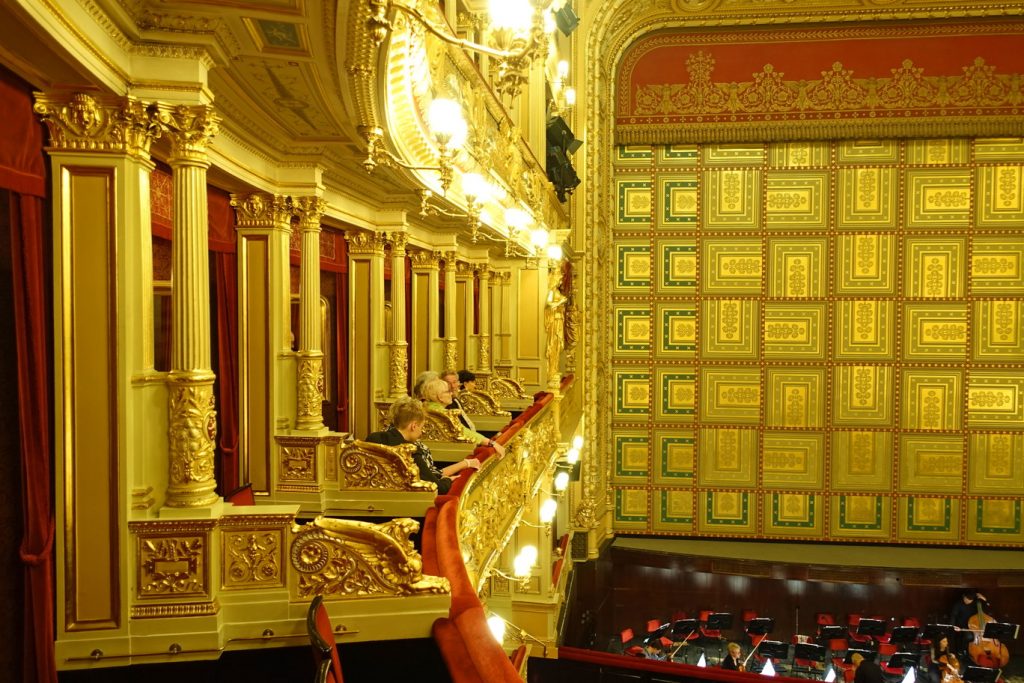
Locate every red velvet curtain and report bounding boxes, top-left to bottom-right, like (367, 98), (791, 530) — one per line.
(214, 252), (238, 493)
(0, 66), (57, 683)
(208, 189), (238, 494)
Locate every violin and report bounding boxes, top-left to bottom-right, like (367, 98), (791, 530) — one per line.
(967, 597), (1010, 668)
(938, 653), (962, 683)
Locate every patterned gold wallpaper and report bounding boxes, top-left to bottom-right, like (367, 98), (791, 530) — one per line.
(609, 138), (1024, 546)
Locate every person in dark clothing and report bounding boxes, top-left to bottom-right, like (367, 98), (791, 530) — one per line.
(852, 653), (884, 683)
(366, 396), (479, 494)
(721, 642), (743, 670)
(950, 590), (989, 655)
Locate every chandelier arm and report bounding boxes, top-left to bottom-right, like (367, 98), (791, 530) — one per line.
(391, 3), (513, 60)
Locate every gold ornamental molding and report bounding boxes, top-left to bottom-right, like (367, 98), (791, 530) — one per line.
(456, 390), (511, 418)
(33, 92), (163, 159)
(288, 516), (450, 598)
(422, 405), (471, 442)
(489, 376), (530, 402)
(276, 435), (319, 487)
(166, 377), (220, 508)
(131, 601), (219, 619)
(409, 248), (441, 269)
(156, 103), (220, 164)
(338, 440), (437, 492)
(130, 519), (216, 601)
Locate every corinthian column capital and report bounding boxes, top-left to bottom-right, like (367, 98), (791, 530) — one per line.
(292, 196), (327, 230)
(231, 192), (293, 229)
(157, 104), (219, 164)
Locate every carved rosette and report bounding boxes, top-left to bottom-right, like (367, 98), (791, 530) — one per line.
(33, 92), (163, 159)
(295, 354), (325, 430)
(166, 376), (219, 507)
(156, 104), (220, 165)
(340, 441), (436, 492)
(389, 342), (408, 397)
(230, 192), (293, 230)
(289, 516), (450, 598)
(345, 229), (387, 255)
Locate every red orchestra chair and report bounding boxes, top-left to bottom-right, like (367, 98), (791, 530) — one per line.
(307, 596), (345, 683)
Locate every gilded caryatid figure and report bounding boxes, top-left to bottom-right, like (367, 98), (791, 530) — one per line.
(160, 103), (221, 508)
(294, 195), (328, 431)
(545, 265), (568, 388)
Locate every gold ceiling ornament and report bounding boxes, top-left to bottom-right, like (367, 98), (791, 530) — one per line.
(289, 516), (450, 598)
(33, 92), (163, 159)
(366, 0), (553, 100)
(339, 441), (438, 492)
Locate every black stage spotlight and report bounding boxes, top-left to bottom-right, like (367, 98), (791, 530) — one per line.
(554, 3), (579, 36)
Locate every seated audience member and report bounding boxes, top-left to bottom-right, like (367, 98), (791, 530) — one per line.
(440, 369), (476, 431)
(412, 370), (439, 400)
(643, 640), (666, 660)
(422, 379), (506, 455)
(366, 396), (479, 494)
(457, 369), (477, 393)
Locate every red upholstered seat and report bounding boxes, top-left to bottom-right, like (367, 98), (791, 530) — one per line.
(225, 482), (255, 506)
(307, 596), (344, 683)
(647, 619), (661, 633)
(620, 627), (635, 644)
(625, 645), (645, 657)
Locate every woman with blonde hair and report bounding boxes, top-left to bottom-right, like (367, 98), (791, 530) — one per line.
(422, 379), (506, 455)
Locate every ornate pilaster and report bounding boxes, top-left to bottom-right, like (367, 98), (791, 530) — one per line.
(443, 250), (459, 371)
(410, 249), (443, 378)
(293, 196), (327, 432)
(389, 232), (409, 398)
(347, 230), (388, 439)
(160, 104), (221, 508)
(494, 271), (514, 376)
(230, 192), (293, 490)
(455, 259), (476, 370)
(477, 265), (492, 375)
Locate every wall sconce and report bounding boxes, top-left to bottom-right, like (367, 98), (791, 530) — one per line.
(490, 544), (537, 589)
(546, 243), (563, 261)
(504, 207), (533, 257)
(461, 172), (491, 242)
(368, 0), (555, 99)
(360, 97), (467, 195)
(553, 470), (570, 493)
(551, 59), (576, 116)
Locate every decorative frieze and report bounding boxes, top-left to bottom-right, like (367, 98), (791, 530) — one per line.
(33, 92), (162, 159)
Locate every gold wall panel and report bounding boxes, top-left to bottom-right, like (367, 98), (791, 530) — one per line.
(608, 138), (1024, 546)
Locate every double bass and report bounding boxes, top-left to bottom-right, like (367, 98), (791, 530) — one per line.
(967, 597), (1010, 668)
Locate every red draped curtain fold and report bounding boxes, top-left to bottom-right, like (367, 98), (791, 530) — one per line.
(0, 65), (57, 683)
(208, 188), (239, 495)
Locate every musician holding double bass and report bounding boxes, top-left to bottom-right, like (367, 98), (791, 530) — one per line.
(950, 589), (1010, 669)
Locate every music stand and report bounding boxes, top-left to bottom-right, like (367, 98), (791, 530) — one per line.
(759, 640), (792, 661)
(886, 653), (920, 671)
(747, 617), (776, 636)
(795, 643), (827, 663)
(707, 612), (734, 631)
(857, 618), (887, 638)
(672, 618), (699, 639)
(844, 649), (877, 664)
(963, 667), (1000, 683)
(982, 622), (1019, 641)
(888, 627), (920, 647)
(924, 624), (955, 642)
(819, 625), (848, 642)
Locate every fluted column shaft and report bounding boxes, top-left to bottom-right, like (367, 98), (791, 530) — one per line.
(443, 251), (458, 371)
(294, 196), (327, 431)
(162, 104), (220, 508)
(389, 233), (409, 397)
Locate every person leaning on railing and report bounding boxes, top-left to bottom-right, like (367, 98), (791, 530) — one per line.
(421, 378), (506, 455)
(366, 396), (480, 494)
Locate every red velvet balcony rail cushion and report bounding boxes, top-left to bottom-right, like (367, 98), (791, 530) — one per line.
(434, 619), (483, 682)
(452, 605), (522, 683)
(421, 506), (439, 576)
(435, 499), (476, 601)
(433, 618), (485, 683)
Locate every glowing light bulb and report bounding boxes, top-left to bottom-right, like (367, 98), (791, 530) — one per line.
(487, 615), (506, 643)
(554, 471), (569, 492)
(519, 544), (538, 566)
(428, 98), (467, 150)
(572, 435), (584, 450)
(565, 448), (579, 464)
(539, 498), (557, 522)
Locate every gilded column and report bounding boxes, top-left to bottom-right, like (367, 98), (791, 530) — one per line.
(443, 251), (458, 371)
(477, 265), (492, 376)
(230, 192), (293, 492)
(159, 104), (221, 508)
(294, 196), (327, 432)
(388, 232), (409, 398)
(409, 249), (442, 381)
